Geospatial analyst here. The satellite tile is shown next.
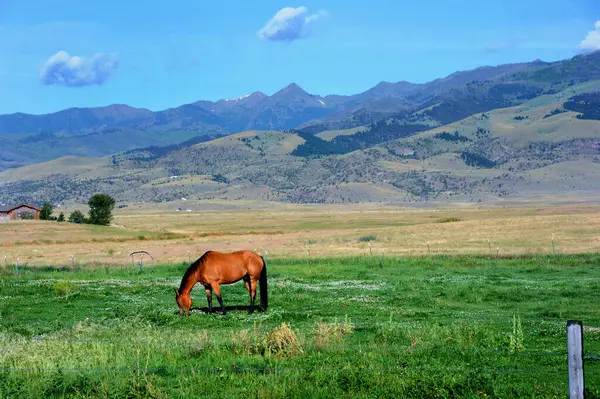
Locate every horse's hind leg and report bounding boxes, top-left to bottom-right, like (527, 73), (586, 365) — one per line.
(248, 278), (258, 314)
(211, 283), (226, 315)
(243, 276), (255, 314)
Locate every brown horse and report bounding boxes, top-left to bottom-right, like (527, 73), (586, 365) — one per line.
(174, 250), (267, 316)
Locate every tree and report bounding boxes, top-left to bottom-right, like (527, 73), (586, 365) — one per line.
(68, 210), (87, 224)
(39, 202), (53, 220)
(87, 193), (116, 226)
(57, 212), (65, 222)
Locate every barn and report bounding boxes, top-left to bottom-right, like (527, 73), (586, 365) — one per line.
(0, 204), (41, 221)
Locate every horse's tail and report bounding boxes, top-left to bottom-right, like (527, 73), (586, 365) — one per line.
(259, 256), (268, 311)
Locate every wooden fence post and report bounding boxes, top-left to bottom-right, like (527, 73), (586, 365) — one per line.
(381, 248), (385, 269)
(567, 320), (585, 399)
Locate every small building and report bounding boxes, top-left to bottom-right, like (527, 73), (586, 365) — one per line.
(0, 204), (41, 221)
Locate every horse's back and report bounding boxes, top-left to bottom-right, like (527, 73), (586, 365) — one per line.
(205, 250), (261, 263)
(202, 250), (263, 283)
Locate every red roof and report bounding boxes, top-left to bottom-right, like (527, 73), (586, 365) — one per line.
(0, 204), (41, 213)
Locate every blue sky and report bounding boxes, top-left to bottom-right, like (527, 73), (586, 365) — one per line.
(0, 0), (599, 115)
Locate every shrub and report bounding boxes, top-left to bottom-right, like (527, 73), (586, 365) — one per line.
(52, 281), (76, 300)
(313, 316), (354, 348)
(230, 322), (304, 357)
(212, 174), (229, 184)
(564, 92), (600, 120)
(433, 131), (470, 142)
(543, 108), (566, 119)
(436, 217), (461, 223)
(460, 151), (496, 168)
(39, 202), (54, 220)
(189, 330), (211, 357)
(266, 322), (303, 357)
(358, 235), (377, 242)
(68, 210), (87, 224)
(230, 321), (267, 355)
(87, 193), (116, 226)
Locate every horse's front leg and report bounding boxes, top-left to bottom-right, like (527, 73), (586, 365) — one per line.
(204, 286), (213, 313)
(211, 283), (226, 315)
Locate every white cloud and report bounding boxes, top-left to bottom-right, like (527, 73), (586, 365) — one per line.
(577, 20), (600, 52)
(40, 50), (118, 87)
(257, 6), (327, 42)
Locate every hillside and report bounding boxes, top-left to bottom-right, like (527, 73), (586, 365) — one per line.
(2, 52), (600, 171)
(2, 76), (600, 206)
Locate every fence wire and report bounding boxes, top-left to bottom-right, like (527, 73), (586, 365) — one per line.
(2, 365), (595, 375)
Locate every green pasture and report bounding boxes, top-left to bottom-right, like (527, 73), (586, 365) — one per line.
(1, 254), (600, 398)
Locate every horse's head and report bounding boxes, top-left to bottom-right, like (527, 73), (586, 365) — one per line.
(174, 288), (192, 316)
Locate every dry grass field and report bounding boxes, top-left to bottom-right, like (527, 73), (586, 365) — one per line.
(1, 199), (599, 268)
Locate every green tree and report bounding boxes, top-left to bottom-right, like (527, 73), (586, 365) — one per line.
(57, 212), (65, 222)
(87, 193), (116, 226)
(39, 202), (53, 220)
(68, 210), (87, 224)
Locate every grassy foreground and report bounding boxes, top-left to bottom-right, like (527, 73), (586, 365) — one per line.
(1, 254), (600, 398)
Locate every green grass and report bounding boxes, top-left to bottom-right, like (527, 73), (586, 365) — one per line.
(1, 254), (600, 398)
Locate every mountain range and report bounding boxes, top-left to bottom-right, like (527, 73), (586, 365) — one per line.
(0, 59), (553, 136)
(1, 51), (600, 205)
(1, 53), (585, 169)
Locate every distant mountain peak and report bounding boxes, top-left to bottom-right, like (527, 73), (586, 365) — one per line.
(215, 91), (267, 104)
(225, 94), (251, 102)
(285, 82), (302, 89)
(374, 80), (415, 86)
(269, 82), (311, 101)
(279, 82), (307, 93)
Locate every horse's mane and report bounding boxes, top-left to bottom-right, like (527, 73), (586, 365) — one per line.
(178, 251), (212, 292)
